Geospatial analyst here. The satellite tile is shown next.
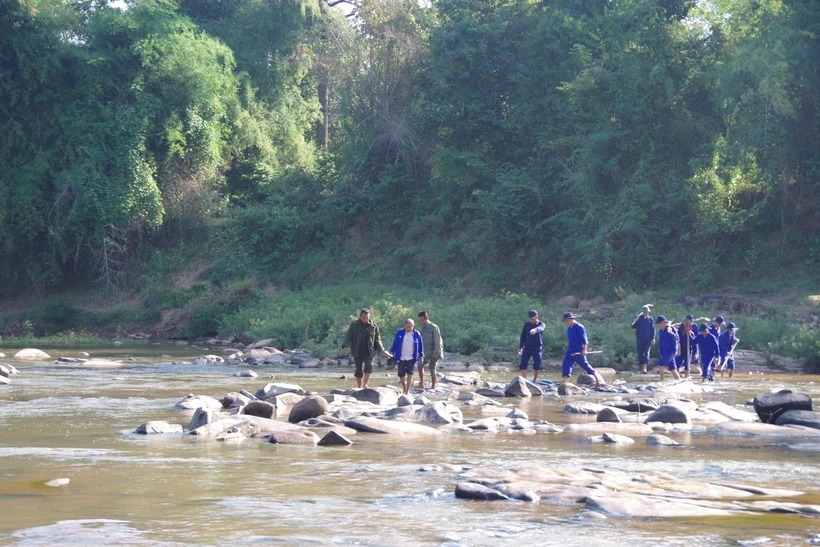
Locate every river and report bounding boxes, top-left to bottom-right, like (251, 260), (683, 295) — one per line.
(1, 345), (818, 546)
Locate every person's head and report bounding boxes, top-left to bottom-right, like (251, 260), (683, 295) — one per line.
(698, 323), (709, 334)
(657, 315), (668, 328)
(726, 322), (737, 332)
(528, 310), (539, 324)
(562, 312), (576, 326)
(684, 314), (694, 325)
(404, 318), (415, 332)
(417, 310), (429, 325)
(712, 315), (725, 326)
(641, 305), (651, 316)
(359, 308), (371, 323)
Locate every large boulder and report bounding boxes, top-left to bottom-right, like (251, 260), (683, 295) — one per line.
(775, 410), (820, 430)
(222, 392), (253, 409)
(135, 421), (183, 434)
(14, 348), (51, 360)
(351, 387), (399, 406)
(644, 404), (691, 425)
(522, 378), (544, 396)
(504, 377), (532, 397)
(242, 400), (279, 419)
(753, 390), (812, 424)
(288, 395), (330, 424)
(597, 407), (623, 423)
(420, 402), (463, 424)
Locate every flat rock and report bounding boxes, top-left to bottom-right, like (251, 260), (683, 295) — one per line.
(612, 398), (660, 413)
(564, 423), (654, 435)
(255, 382), (306, 398)
(775, 410), (820, 430)
(563, 401), (608, 414)
(234, 370), (258, 378)
(714, 421), (820, 437)
(345, 416), (441, 435)
(135, 421), (184, 434)
(701, 401), (759, 422)
(455, 482), (509, 501)
(269, 430), (320, 445)
(587, 433), (635, 444)
(646, 434), (680, 446)
(351, 387), (399, 406)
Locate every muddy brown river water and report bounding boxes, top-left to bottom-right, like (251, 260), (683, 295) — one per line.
(1, 345), (818, 546)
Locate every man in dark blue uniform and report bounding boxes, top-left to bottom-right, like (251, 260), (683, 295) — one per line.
(631, 305), (655, 373)
(562, 312), (606, 389)
(675, 314), (697, 378)
(695, 323), (720, 383)
(518, 310), (546, 381)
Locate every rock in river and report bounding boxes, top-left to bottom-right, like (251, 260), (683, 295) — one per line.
(504, 376), (531, 397)
(351, 387), (399, 406)
(644, 404), (691, 425)
(135, 421), (184, 434)
(317, 430), (354, 447)
(288, 395), (330, 424)
(753, 390), (813, 424)
(345, 416), (441, 435)
(455, 482), (509, 501)
(775, 410), (820, 430)
(269, 430), (320, 445)
(14, 348), (51, 360)
(420, 401), (463, 424)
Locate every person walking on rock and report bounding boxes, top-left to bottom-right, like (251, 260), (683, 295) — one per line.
(417, 311), (443, 390)
(695, 323), (720, 383)
(342, 308), (387, 389)
(562, 312), (606, 389)
(631, 305), (655, 373)
(655, 315), (680, 381)
(390, 318), (423, 394)
(719, 322), (740, 379)
(675, 314), (697, 378)
(518, 310), (546, 382)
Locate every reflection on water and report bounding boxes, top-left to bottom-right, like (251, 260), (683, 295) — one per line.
(1, 348), (819, 545)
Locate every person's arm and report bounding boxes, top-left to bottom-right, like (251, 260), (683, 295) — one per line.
(434, 325), (443, 358)
(417, 331), (424, 359)
(580, 326), (589, 355)
(631, 316), (639, 328)
(650, 318), (656, 343)
(519, 324), (527, 351)
(534, 321), (546, 334)
(374, 324), (384, 352)
(342, 323), (353, 355)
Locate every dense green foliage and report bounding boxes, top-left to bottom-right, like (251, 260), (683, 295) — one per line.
(1, 0), (817, 365)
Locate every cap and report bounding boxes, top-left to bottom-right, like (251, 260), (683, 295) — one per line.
(713, 316), (725, 324)
(698, 323), (709, 332)
(726, 322), (737, 329)
(562, 312), (576, 320)
(657, 315), (668, 323)
(528, 310), (538, 318)
(641, 305), (651, 312)
(685, 314), (694, 321)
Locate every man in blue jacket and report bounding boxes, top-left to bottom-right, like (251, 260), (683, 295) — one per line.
(562, 312), (606, 389)
(518, 310), (546, 381)
(655, 315), (680, 381)
(675, 314), (697, 378)
(695, 323), (720, 383)
(631, 305), (655, 373)
(709, 315), (724, 339)
(390, 318), (424, 394)
(719, 322), (740, 379)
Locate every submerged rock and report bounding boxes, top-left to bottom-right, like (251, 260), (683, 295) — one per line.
(644, 404), (691, 425)
(269, 430), (320, 445)
(344, 416), (441, 435)
(135, 421), (183, 434)
(455, 482), (509, 501)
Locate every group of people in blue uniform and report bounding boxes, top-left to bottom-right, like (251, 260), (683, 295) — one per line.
(516, 306), (741, 387)
(632, 305), (740, 382)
